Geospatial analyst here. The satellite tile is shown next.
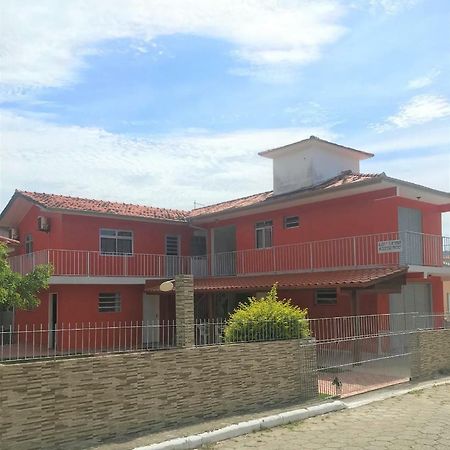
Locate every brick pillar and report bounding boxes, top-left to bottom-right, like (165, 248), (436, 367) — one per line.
(175, 274), (195, 347)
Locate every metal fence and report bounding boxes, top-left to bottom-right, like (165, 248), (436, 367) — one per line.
(1, 313), (448, 362)
(193, 312), (450, 347)
(0, 321), (177, 362)
(8, 231), (450, 278)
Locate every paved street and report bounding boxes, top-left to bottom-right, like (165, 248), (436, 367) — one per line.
(211, 385), (450, 449)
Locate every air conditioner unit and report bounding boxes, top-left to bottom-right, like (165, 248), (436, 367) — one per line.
(9, 228), (19, 240)
(37, 216), (50, 232)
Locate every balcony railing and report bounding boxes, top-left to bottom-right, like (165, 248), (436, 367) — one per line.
(209, 231), (450, 276)
(9, 250), (208, 278)
(8, 231), (450, 278)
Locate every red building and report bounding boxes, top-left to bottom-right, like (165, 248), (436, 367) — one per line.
(1, 136), (449, 349)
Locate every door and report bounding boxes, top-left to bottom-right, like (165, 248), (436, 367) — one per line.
(191, 233), (207, 276)
(0, 306), (14, 344)
(398, 207), (423, 265)
(48, 293), (58, 349)
(389, 283), (432, 349)
(142, 294), (160, 346)
(166, 235), (180, 276)
(212, 225), (236, 275)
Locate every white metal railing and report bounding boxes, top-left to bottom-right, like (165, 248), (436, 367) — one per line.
(210, 231), (450, 276)
(8, 231), (450, 278)
(193, 312), (450, 347)
(1, 313), (448, 361)
(8, 250), (208, 278)
(0, 321), (177, 361)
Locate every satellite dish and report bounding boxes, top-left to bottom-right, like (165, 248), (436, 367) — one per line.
(159, 280), (175, 292)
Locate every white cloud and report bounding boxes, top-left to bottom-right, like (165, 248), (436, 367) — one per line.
(355, 121), (450, 154)
(364, 151), (450, 236)
(373, 95), (450, 132)
(407, 69), (440, 90)
(367, 0), (419, 14)
(0, 0), (347, 92)
(0, 109), (335, 210)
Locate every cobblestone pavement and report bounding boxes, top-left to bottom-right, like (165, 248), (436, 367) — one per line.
(211, 385), (450, 449)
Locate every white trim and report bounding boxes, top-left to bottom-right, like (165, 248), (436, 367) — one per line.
(49, 276), (148, 285)
(99, 228), (134, 255)
(407, 265), (450, 279)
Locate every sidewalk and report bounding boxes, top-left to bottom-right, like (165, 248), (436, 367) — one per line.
(88, 376), (450, 450)
(212, 381), (450, 449)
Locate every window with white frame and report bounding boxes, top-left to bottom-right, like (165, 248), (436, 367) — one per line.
(284, 216), (299, 229)
(166, 235), (180, 256)
(98, 293), (121, 312)
(316, 289), (337, 305)
(100, 229), (133, 255)
(25, 234), (33, 254)
(255, 220), (273, 249)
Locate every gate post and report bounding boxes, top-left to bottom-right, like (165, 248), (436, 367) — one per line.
(175, 274), (195, 347)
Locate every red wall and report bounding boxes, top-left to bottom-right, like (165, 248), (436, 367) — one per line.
(60, 214), (193, 256)
(277, 289), (380, 319)
(13, 284), (177, 351)
(202, 188), (442, 253)
(13, 206), (194, 257)
(14, 205), (64, 255)
(15, 284), (146, 326)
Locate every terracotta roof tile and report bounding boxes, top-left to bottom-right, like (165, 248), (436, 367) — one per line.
(14, 172), (381, 222)
(146, 267), (406, 293)
(189, 191), (273, 218)
(17, 191), (188, 222)
(0, 235), (20, 246)
(189, 172), (381, 218)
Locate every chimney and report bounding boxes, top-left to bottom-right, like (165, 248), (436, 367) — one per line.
(259, 136), (373, 195)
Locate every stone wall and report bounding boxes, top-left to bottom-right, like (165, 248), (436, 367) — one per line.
(0, 340), (317, 450)
(410, 329), (450, 380)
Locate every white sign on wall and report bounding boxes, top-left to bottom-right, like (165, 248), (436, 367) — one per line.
(377, 239), (402, 254)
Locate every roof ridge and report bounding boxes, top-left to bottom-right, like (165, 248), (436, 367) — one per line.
(190, 189), (273, 212)
(17, 190), (189, 214)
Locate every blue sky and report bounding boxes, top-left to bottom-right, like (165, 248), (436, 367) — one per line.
(0, 0), (449, 230)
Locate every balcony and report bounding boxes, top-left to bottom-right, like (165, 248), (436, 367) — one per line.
(8, 231), (450, 280)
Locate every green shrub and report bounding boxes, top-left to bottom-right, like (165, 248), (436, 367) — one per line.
(223, 284), (309, 343)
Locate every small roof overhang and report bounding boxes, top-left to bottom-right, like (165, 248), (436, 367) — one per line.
(259, 136), (374, 160)
(145, 267), (407, 294)
(0, 235), (20, 246)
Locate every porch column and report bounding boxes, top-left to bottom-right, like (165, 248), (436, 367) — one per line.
(175, 274), (195, 347)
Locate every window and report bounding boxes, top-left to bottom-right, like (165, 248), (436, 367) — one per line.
(166, 235), (180, 256)
(100, 229), (133, 255)
(98, 293), (121, 312)
(316, 289), (337, 305)
(25, 234), (33, 254)
(284, 216), (299, 229)
(255, 220), (273, 249)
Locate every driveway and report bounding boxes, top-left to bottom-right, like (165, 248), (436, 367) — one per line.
(211, 384), (450, 449)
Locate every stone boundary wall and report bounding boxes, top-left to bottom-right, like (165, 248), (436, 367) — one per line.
(410, 329), (450, 380)
(0, 340), (317, 450)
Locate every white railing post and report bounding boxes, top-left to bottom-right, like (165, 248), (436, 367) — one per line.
(352, 236), (357, 267)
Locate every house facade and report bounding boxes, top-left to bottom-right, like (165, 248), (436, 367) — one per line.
(1, 136), (449, 347)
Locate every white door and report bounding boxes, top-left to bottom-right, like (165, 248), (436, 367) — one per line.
(389, 284), (432, 329)
(166, 235), (180, 277)
(398, 207), (423, 265)
(142, 294), (160, 345)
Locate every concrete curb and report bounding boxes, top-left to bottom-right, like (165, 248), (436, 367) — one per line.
(134, 400), (346, 450)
